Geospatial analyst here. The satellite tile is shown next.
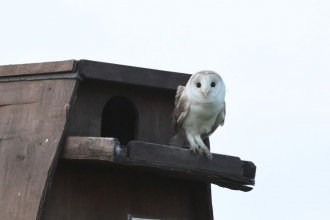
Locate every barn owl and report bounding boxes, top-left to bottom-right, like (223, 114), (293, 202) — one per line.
(171, 70), (226, 160)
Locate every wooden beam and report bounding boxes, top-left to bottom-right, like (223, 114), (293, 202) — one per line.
(62, 136), (120, 161)
(61, 137), (256, 192)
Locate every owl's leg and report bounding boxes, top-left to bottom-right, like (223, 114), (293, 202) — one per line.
(186, 132), (198, 153)
(194, 135), (212, 160)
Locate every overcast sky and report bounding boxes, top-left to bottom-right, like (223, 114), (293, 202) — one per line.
(1, 1), (330, 219)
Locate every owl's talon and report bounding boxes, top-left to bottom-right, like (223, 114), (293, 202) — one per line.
(206, 152), (213, 160)
(195, 145), (201, 154)
(200, 146), (212, 160)
(190, 145), (198, 153)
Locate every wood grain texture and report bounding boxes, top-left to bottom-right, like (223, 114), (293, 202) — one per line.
(42, 160), (213, 220)
(0, 60), (76, 77)
(78, 60), (191, 90)
(62, 137), (120, 161)
(0, 79), (77, 220)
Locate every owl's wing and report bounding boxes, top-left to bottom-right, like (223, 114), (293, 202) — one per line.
(172, 86), (190, 130)
(202, 101), (226, 139)
(218, 101), (226, 126)
(174, 85), (185, 105)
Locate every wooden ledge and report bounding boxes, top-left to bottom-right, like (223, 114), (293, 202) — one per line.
(61, 136), (256, 192)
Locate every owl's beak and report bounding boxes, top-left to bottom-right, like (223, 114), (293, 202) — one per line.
(202, 88), (210, 98)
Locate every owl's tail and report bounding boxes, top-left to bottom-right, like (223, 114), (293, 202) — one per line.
(169, 134), (187, 148)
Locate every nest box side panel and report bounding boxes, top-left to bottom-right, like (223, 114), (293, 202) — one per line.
(0, 79), (78, 220)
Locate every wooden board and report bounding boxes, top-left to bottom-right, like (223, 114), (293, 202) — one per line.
(124, 141), (255, 191)
(61, 137), (255, 192)
(42, 160), (213, 220)
(78, 60), (191, 90)
(0, 60), (76, 78)
(0, 79), (78, 220)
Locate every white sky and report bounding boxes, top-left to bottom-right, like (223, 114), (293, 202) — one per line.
(1, 1), (330, 219)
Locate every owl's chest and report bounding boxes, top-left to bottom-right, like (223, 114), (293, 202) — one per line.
(182, 103), (218, 135)
(189, 102), (220, 121)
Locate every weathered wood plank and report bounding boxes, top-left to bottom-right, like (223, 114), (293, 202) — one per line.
(0, 79), (77, 220)
(121, 141), (255, 191)
(127, 141), (243, 176)
(78, 60), (191, 90)
(42, 160), (212, 220)
(60, 137), (256, 192)
(62, 137), (120, 161)
(0, 60), (76, 77)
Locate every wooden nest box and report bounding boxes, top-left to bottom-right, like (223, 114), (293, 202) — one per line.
(0, 60), (256, 220)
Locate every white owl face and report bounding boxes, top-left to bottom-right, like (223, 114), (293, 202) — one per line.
(188, 71), (225, 103)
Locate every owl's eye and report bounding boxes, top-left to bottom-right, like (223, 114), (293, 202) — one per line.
(196, 83), (201, 88)
(211, 82), (216, 87)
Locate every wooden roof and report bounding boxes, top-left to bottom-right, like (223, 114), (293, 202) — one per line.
(0, 59), (190, 90)
(0, 60), (77, 77)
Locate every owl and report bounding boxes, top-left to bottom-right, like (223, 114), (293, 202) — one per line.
(170, 70), (226, 160)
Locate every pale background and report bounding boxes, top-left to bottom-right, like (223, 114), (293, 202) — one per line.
(1, 1), (329, 219)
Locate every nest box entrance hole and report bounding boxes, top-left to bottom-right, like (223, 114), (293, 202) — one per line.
(101, 96), (138, 145)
